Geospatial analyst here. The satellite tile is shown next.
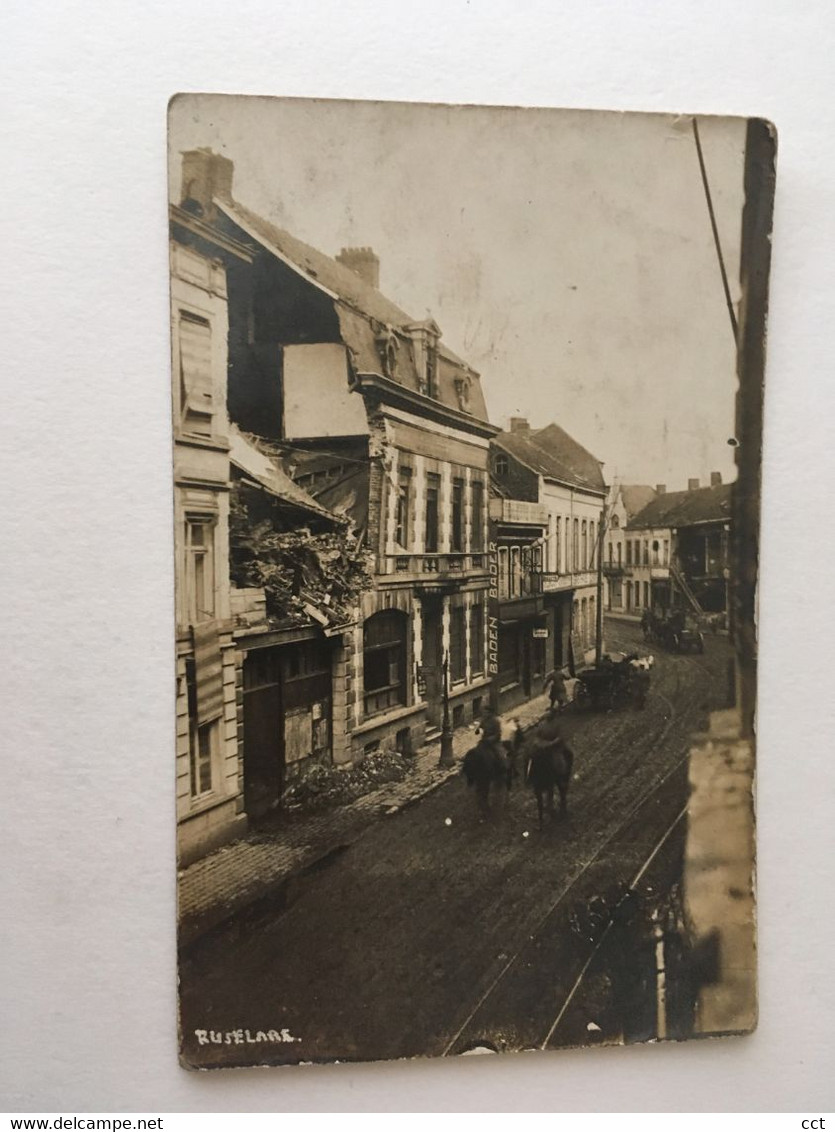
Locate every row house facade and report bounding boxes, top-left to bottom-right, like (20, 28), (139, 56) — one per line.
(490, 418), (607, 705)
(603, 482), (658, 614)
(627, 475), (733, 618)
(171, 236), (246, 864)
(173, 148), (499, 784)
(172, 195), (366, 863)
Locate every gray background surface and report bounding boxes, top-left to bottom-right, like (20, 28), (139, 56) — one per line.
(1, 0), (832, 1112)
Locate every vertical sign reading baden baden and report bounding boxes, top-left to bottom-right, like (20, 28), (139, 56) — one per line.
(487, 538), (499, 706)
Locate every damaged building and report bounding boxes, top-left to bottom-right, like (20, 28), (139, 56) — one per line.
(172, 148), (499, 778)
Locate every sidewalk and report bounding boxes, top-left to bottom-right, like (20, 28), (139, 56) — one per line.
(179, 692), (552, 947)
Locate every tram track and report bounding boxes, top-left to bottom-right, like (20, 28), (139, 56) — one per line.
(440, 629), (719, 1057)
(538, 805), (687, 1049)
(440, 666), (704, 1057)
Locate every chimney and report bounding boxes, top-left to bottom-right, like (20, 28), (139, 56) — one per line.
(710, 471), (722, 486)
(688, 478), (701, 491)
(335, 247), (380, 289)
(655, 484), (666, 495)
(180, 148), (234, 217)
(509, 417), (530, 435)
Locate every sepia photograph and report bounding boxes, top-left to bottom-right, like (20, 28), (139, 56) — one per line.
(168, 95), (773, 1070)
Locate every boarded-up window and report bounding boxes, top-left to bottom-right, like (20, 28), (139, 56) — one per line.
(179, 311), (213, 437)
(285, 709), (313, 764)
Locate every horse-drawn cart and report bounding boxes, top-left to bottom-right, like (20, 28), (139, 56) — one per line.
(643, 609), (705, 654)
(573, 653), (651, 712)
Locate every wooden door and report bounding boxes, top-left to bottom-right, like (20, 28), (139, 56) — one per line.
(242, 649), (284, 818)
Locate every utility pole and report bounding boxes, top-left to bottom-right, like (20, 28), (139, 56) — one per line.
(438, 650), (454, 766)
(595, 503), (607, 666)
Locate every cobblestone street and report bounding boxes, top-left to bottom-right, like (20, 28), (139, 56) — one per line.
(180, 621), (732, 1067)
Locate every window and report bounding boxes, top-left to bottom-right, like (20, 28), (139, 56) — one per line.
(426, 343), (438, 398)
(469, 603), (484, 675)
(178, 311), (214, 438)
(554, 517), (562, 573)
(626, 539), (633, 566)
(581, 521), (588, 569)
(643, 540), (649, 565)
(424, 473), (440, 553)
(451, 478), (465, 552)
(510, 547), (521, 597)
(634, 583), (641, 608)
(644, 582), (650, 607)
(363, 611), (407, 716)
(611, 514), (620, 528)
(185, 517), (215, 624)
(573, 519), (580, 571)
(498, 546), (509, 599)
(652, 539), (660, 565)
(663, 539), (669, 565)
(470, 479), (485, 552)
(450, 605), (466, 683)
(589, 521), (596, 568)
(395, 468), (412, 549)
(617, 542), (622, 566)
(495, 453), (509, 478)
(185, 659), (216, 799)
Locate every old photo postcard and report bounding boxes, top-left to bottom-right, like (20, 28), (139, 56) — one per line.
(169, 96), (774, 1069)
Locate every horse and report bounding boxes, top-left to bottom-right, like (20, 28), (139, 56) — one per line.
(461, 736), (510, 820)
(518, 716), (575, 830)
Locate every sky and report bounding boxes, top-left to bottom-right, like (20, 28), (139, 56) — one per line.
(169, 96), (746, 490)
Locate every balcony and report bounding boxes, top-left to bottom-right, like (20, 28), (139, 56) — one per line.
(539, 570), (596, 593)
(497, 571), (543, 601)
(489, 498), (549, 526)
(380, 551), (488, 588)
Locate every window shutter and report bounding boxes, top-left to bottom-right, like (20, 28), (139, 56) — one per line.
(179, 312), (213, 433)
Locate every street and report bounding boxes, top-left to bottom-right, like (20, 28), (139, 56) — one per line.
(180, 620), (731, 1068)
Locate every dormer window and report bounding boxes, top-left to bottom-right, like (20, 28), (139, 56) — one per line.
(611, 514), (620, 528)
(425, 342), (437, 398)
(406, 320), (441, 399)
(495, 454), (509, 478)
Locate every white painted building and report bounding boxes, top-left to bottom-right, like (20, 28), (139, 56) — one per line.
(171, 238), (246, 865)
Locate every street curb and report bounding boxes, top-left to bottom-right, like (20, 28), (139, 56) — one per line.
(178, 700), (556, 952)
(178, 753), (464, 952)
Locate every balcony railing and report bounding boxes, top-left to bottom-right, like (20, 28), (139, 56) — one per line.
(382, 552), (487, 577)
(496, 572), (543, 601)
(538, 569), (596, 592)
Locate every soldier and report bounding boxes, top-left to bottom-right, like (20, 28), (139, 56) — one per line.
(544, 668), (569, 712)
